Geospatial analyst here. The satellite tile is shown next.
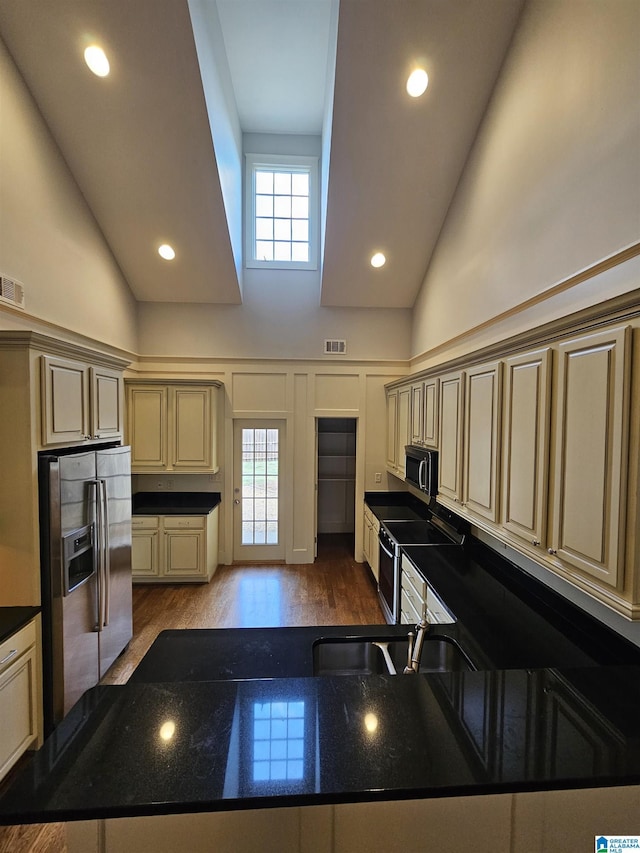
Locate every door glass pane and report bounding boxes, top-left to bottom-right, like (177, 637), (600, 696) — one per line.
(242, 428), (279, 545)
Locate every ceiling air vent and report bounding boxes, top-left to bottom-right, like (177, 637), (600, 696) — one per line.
(324, 339), (346, 355)
(0, 276), (25, 310)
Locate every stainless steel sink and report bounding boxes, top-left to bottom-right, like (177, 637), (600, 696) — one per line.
(312, 635), (474, 676)
(312, 638), (393, 676)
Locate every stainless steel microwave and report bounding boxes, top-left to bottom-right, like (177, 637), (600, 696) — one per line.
(405, 446), (438, 497)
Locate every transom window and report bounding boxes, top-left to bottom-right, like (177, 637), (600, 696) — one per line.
(245, 154), (318, 270)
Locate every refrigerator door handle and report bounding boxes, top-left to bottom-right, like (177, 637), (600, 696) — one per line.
(90, 478), (108, 631)
(100, 478), (111, 627)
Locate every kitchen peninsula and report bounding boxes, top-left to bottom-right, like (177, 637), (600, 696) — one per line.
(1, 535), (640, 852)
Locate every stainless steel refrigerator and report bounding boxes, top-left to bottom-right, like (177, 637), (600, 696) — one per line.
(39, 444), (132, 734)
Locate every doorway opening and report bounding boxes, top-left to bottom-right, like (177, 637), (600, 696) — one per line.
(316, 418), (356, 562)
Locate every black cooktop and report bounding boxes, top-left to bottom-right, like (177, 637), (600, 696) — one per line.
(381, 519), (457, 546)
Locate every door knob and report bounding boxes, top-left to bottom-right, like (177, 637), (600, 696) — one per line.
(234, 499), (240, 505)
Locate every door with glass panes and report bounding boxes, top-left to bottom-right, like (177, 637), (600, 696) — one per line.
(233, 421), (285, 561)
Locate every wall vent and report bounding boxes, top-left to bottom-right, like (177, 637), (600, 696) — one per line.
(0, 276), (25, 310)
(324, 339), (346, 355)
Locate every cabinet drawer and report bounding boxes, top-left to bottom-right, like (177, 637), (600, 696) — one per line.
(162, 516), (205, 530)
(0, 620), (36, 674)
(401, 554), (427, 600)
(401, 588), (423, 624)
(131, 516), (159, 530)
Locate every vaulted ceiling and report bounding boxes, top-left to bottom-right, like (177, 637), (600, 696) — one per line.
(0, 0), (523, 308)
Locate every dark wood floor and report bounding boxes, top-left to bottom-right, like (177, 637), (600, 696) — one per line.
(0, 535), (382, 853)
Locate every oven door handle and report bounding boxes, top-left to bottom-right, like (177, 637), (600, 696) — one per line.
(379, 538), (395, 560)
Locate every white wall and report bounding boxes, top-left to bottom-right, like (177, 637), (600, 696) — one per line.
(0, 37), (138, 353)
(137, 284), (411, 362)
(411, 0), (640, 364)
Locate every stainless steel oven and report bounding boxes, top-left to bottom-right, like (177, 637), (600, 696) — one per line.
(377, 504), (466, 624)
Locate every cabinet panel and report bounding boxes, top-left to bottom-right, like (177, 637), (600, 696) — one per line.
(90, 366), (122, 440)
(0, 620), (38, 781)
(422, 378), (439, 448)
(173, 387), (214, 470)
(41, 356), (88, 445)
(501, 349), (551, 548)
(396, 386), (411, 479)
(410, 383), (423, 445)
(385, 390), (398, 471)
(164, 531), (204, 577)
(438, 372), (464, 502)
(131, 530), (159, 578)
(550, 326), (630, 588)
(463, 362), (501, 523)
(128, 387), (168, 469)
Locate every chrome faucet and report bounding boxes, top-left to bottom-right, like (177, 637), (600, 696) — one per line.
(403, 618), (430, 674)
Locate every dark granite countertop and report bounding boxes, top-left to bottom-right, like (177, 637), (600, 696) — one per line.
(1, 663), (640, 824)
(0, 607), (40, 644)
(132, 491), (221, 516)
(2, 510), (640, 826)
(364, 490), (428, 521)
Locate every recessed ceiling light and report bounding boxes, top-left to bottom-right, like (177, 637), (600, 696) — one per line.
(158, 244), (176, 261)
(84, 45), (110, 78)
(371, 252), (386, 268)
(406, 68), (429, 98)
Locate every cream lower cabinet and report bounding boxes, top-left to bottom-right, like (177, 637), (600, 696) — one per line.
(549, 326), (631, 590)
(0, 618), (40, 781)
(132, 511), (219, 583)
(127, 381), (220, 473)
(41, 355), (124, 446)
(362, 505), (380, 582)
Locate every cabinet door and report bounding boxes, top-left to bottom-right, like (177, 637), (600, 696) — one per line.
(396, 386), (411, 478)
(463, 361), (502, 523)
(410, 383), (423, 445)
(127, 386), (168, 469)
(550, 326), (630, 588)
(90, 366), (123, 440)
(172, 386), (216, 471)
(163, 530), (205, 578)
(131, 530), (160, 578)
(386, 390), (398, 471)
(41, 356), (89, 445)
(438, 372), (464, 503)
(0, 622), (38, 781)
(501, 349), (551, 549)
(422, 378), (439, 448)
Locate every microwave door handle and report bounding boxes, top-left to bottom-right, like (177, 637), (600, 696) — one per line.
(418, 459), (426, 490)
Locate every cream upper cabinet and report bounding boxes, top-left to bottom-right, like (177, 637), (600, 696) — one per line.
(501, 348), (552, 550)
(385, 389), (398, 472)
(396, 386), (411, 479)
(386, 384), (411, 479)
(410, 383), (423, 446)
(126, 381), (220, 473)
(422, 377), (439, 449)
(438, 371), (464, 503)
(462, 361), (502, 523)
(41, 355), (124, 446)
(90, 365), (124, 440)
(549, 326), (631, 589)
